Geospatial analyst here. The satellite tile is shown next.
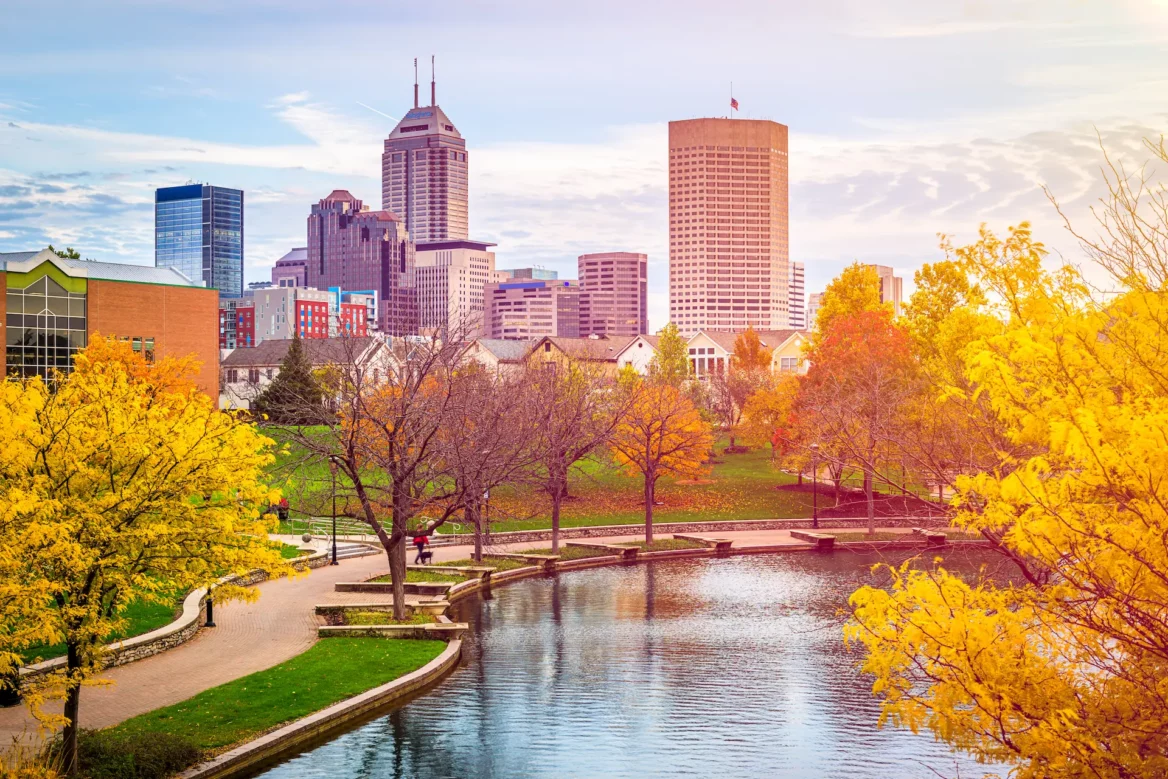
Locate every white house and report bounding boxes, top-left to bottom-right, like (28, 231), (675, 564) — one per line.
(685, 329), (811, 379)
(613, 335), (660, 375)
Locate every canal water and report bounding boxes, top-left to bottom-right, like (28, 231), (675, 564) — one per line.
(254, 549), (1013, 779)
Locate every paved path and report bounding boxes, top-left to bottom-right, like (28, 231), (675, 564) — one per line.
(0, 526), (915, 744)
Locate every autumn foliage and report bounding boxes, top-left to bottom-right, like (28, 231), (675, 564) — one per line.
(0, 338), (288, 773)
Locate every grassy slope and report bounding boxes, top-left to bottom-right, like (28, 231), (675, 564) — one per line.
(267, 429), (940, 535)
(112, 638), (445, 752)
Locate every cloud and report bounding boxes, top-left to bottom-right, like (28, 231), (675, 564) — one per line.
(1, 88), (1166, 328)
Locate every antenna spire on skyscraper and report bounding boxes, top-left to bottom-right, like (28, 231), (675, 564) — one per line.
(413, 57), (419, 108)
(431, 55), (436, 106)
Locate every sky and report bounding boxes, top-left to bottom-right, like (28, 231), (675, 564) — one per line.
(2, 0), (1167, 330)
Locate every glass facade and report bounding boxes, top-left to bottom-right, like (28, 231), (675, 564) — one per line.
(156, 184), (244, 297)
(5, 274), (88, 378)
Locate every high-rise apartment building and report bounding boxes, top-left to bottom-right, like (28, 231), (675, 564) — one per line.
(577, 252), (648, 338)
(155, 184), (244, 297)
(381, 63), (468, 244)
(306, 190), (417, 336)
(806, 292), (823, 330)
(788, 261), (805, 330)
(414, 239), (497, 336)
(867, 264), (904, 316)
(486, 279), (581, 340)
(667, 118), (789, 334)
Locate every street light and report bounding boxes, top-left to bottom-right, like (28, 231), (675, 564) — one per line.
(810, 442), (820, 530)
(204, 586), (216, 628)
(328, 457), (339, 566)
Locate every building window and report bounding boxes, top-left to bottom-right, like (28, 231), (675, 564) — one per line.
(248, 368), (260, 383)
(227, 369), (238, 383)
(4, 273), (88, 379)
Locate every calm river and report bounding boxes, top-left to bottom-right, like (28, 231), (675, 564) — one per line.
(254, 549), (1012, 779)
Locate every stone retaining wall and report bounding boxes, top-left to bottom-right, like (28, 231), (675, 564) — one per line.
(20, 550), (330, 684)
(430, 516), (951, 547)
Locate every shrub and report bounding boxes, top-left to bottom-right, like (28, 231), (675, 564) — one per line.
(47, 730), (200, 779)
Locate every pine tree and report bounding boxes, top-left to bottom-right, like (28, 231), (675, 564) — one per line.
(253, 334), (324, 424)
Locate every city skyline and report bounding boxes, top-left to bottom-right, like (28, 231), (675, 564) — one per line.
(2, 1), (1167, 331)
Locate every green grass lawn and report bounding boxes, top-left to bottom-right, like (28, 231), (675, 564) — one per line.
(524, 545), (617, 561)
(617, 538), (706, 551)
(371, 570), (465, 584)
(442, 556), (530, 571)
(111, 638), (445, 753)
(343, 611), (436, 626)
(267, 430), (948, 536)
(19, 594), (182, 666)
(277, 542), (311, 559)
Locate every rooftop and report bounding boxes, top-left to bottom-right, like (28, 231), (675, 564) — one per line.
(0, 248), (202, 287)
(222, 337), (380, 368)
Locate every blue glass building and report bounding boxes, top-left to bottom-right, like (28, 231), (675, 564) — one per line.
(155, 184), (244, 297)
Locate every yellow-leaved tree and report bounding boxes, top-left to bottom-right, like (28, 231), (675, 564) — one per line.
(0, 338), (290, 775)
(610, 380), (713, 543)
(812, 262), (886, 339)
(847, 137), (1168, 779)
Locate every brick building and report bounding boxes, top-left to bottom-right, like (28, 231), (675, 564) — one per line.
(306, 190), (417, 336)
(2, 248), (219, 397)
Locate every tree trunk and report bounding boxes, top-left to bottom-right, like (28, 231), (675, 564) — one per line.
(469, 500), (483, 562)
(864, 469), (875, 536)
(645, 476), (655, 545)
(62, 642), (82, 776)
(550, 480), (563, 554)
(389, 487), (408, 621)
(797, 470), (803, 486)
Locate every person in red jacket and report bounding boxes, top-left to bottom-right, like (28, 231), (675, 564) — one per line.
(413, 532), (429, 564)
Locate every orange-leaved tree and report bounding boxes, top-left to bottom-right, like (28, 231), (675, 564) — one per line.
(609, 379), (713, 543)
(795, 308), (918, 533)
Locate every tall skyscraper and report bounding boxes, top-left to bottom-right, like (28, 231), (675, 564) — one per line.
(381, 59), (468, 244)
(867, 264), (904, 316)
(667, 118), (789, 334)
(306, 190), (417, 336)
(155, 184), (244, 297)
(578, 251), (649, 338)
(788, 261), (805, 329)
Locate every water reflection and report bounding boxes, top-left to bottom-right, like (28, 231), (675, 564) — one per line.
(254, 549), (1011, 779)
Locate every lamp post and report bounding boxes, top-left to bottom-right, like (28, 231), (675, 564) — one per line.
(204, 587), (216, 628)
(328, 457), (339, 566)
(810, 442), (820, 530)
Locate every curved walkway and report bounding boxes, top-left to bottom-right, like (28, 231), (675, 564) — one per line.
(0, 526), (913, 745)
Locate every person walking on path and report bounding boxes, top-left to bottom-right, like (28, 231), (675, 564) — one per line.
(413, 532), (430, 564)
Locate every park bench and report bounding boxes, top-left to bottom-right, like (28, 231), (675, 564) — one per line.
(912, 528), (948, 546)
(790, 530), (836, 551)
(672, 533), (733, 553)
(492, 552), (560, 572)
(566, 542), (638, 561)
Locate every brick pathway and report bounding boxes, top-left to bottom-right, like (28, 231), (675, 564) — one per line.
(0, 526), (914, 745)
